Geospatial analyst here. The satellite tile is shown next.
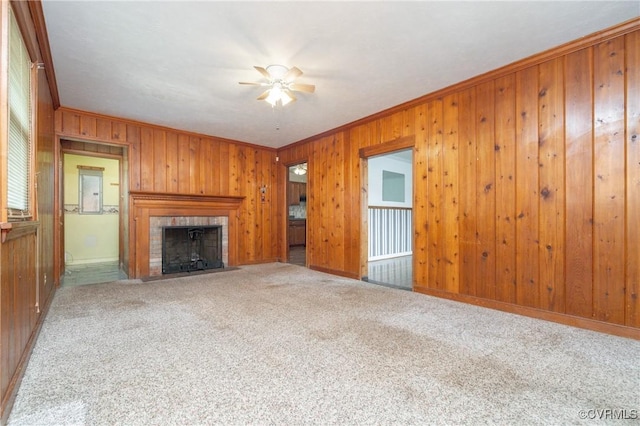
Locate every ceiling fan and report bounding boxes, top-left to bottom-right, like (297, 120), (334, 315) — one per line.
(239, 65), (315, 107)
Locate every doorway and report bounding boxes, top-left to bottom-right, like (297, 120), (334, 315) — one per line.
(60, 141), (129, 286)
(363, 149), (413, 289)
(287, 162), (307, 267)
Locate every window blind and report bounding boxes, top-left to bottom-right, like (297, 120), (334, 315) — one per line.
(7, 8), (32, 220)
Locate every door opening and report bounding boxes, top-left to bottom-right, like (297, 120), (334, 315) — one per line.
(362, 149), (414, 290)
(60, 140), (129, 286)
(287, 162), (307, 267)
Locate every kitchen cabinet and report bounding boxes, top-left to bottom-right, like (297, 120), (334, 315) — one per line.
(288, 219), (306, 246)
(288, 182), (307, 205)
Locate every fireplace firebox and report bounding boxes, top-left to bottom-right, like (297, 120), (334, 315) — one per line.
(162, 225), (224, 274)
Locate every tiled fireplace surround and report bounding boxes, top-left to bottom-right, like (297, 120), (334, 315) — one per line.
(149, 216), (229, 276)
(129, 192), (243, 279)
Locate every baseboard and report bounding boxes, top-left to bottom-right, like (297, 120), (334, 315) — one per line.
(414, 286), (640, 340)
(239, 258), (280, 266)
(309, 264), (359, 279)
(0, 286), (57, 425)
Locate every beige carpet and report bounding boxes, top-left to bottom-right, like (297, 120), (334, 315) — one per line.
(8, 263), (640, 425)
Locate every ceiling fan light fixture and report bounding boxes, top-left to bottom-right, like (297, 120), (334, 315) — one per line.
(264, 86), (293, 107)
(293, 165), (307, 175)
(265, 64), (288, 80)
(241, 64), (314, 107)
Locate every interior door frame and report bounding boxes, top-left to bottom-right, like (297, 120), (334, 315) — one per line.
(284, 159), (309, 264)
(55, 137), (129, 285)
(358, 135), (416, 284)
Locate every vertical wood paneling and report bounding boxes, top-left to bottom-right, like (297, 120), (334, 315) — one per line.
(201, 138), (213, 194)
(494, 74), (517, 303)
(538, 58), (566, 312)
(96, 118), (111, 140)
(344, 132), (359, 275)
(127, 124), (141, 191)
(564, 47), (594, 318)
(79, 115), (96, 138)
(152, 129), (166, 193)
(61, 110), (80, 135)
(139, 127), (153, 191)
(515, 66), (540, 308)
(219, 141), (230, 194)
(442, 94), (459, 293)
(112, 121), (126, 141)
(626, 31), (640, 327)
(189, 136), (201, 194)
(165, 132), (179, 193)
(316, 138), (330, 267)
(458, 88), (478, 296)
(427, 99), (444, 289)
(593, 38), (626, 324)
(476, 81), (496, 300)
(332, 134), (345, 272)
(36, 68), (56, 306)
(413, 104), (429, 287)
(176, 134), (188, 194)
(1, 232), (37, 407)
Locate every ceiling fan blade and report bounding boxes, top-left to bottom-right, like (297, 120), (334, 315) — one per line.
(284, 66), (303, 82)
(289, 83), (315, 93)
(257, 90), (270, 101)
(239, 81), (263, 86)
(285, 90), (297, 103)
(254, 66), (272, 79)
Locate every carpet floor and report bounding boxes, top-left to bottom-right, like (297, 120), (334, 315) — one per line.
(8, 263), (640, 425)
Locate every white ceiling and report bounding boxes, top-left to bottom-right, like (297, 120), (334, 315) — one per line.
(41, 1), (639, 149)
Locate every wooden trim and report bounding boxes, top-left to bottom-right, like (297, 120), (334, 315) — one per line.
(130, 191), (245, 205)
(241, 258), (279, 265)
(77, 165), (104, 171)
(0, 222), (11, 243)
(414, 286), (640, 340)
(26, 1), (59, 109)
(0, 221), (38, 243)
(62, 148), (123, 161)
(281, 17), (640, 152)
(8, 1), (38, 63)
(309, 264), (360, 280)
(59, 134), (131, 148)
(368, 206), (412, 211)
(359, 135), (415, 158)
(57, 107), (278, 152)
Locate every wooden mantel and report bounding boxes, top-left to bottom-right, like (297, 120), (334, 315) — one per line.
(129, 191), (245, 278)
(129, 191), (245, 207)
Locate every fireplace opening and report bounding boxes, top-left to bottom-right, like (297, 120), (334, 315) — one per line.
(162, 225), (224, 274)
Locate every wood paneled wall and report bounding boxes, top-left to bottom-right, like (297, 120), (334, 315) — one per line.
(0, 226), (37, 412)
(55, 108), (279, 273)
(36, 67), (56, 310)
(0, 1), (57, 421)
(278, 22), (640, 337)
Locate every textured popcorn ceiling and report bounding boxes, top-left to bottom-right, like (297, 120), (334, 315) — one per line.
(41, 1), (639, 148)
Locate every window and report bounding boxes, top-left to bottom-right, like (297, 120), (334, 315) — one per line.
(382, 170), (405, 203)
(7, 7), (33, 221)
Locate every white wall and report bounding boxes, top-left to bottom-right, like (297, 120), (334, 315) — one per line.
(368, 154), (412, 207)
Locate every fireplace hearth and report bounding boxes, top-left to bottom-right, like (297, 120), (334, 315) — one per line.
(162, 225), (224, 274)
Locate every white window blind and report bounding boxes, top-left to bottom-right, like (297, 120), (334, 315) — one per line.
(7, 7), (32, 220)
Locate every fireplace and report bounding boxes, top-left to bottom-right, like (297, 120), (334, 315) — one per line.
(130, 191), (242, 278)
(162, 225), (224, 274)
